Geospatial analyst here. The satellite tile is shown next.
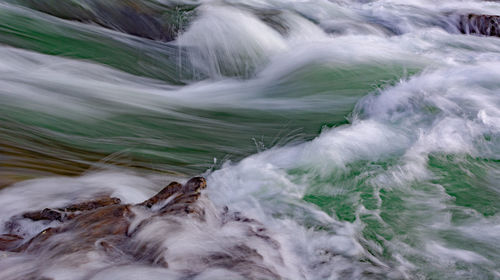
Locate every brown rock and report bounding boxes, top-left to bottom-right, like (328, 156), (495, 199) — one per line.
(5, 177), (207, 256)
(21, 197), (122, 223)
(138, 182), (183, 208)
(57, 197), (122, 212)
(23, 208), (63, 222)
(0, 234), (23, 251)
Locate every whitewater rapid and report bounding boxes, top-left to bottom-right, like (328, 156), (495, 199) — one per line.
(1, 0), (500, 279)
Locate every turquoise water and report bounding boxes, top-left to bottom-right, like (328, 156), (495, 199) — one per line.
(0, 0), (500, 279)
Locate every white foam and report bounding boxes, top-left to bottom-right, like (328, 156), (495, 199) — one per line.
(177, 4), (288, 78)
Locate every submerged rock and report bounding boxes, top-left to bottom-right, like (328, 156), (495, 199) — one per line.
(0, 177), (284, 279)
(0, 234), (23, 252)
(11, 0), (197, 41)
(458, 14), (500, 37)
(3, 177), (207, 253)
(22, 197), (122, 222)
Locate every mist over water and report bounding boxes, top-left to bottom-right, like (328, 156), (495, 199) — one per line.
(1, 0), (500, 279)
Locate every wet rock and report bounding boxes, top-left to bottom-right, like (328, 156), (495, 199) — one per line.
(458, 14), (500, 37)
(12, 0), (197, 41)
(0, 177), (285, 279)
(18, 227), (61, 252)
(22, 208), (63, 222)
(63, 204), (133, 237)
(182, 177), (208, 193)
(159, 192), (203, 216)
(254, 9), (290, 35)
(57, 196), (122, 212)
(5, 177), (207, 255)
(21, 197), (122, 223)
(0, 234), (23, 251)
(138, 182), (183, 208)
(21, 204), (133, 254)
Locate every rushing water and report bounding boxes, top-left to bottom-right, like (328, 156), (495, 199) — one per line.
(1, 0), (500, 279)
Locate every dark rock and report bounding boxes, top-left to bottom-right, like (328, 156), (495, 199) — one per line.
(254, 9), (290, 35)
(0, 234), (23, 251)
(12, 0), (198, 41)
(23, 208), (63, 222)
(459, 14), (500, 37)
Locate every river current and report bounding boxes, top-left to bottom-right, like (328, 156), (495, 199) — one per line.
(0, 0), (499, 279)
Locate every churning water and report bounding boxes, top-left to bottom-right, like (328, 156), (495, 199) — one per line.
(0, 0), (500, 279)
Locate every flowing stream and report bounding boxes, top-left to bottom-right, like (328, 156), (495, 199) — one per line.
(1, 0), (500, 279)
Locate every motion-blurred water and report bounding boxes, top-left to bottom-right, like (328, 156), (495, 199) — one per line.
(0, 0), (500, 279)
